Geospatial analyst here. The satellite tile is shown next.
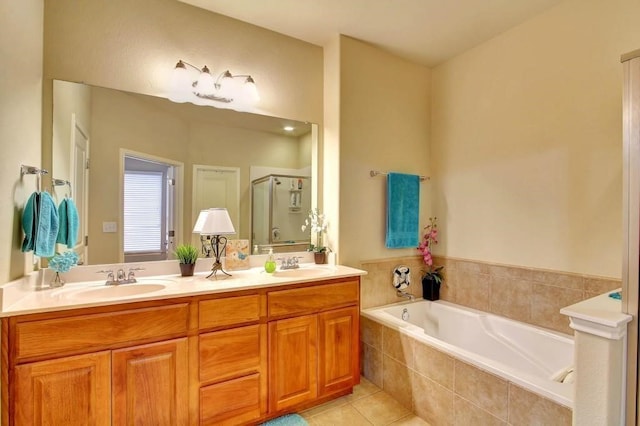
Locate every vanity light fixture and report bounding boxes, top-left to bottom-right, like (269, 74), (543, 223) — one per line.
(196, 208), (236, 279)
(169, 60), (259, 106)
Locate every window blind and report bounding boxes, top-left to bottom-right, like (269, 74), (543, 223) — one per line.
(124, 171), (163, 253)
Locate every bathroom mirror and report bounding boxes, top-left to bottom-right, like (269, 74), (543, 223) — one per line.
(50, 80), (315, 265)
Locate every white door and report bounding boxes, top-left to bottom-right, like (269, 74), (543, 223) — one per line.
(71, 115), (89, 264)
(192, 166), (239, 248)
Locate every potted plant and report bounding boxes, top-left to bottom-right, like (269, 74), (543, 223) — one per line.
(175, 243), (199, 276)
(417, 217), (443, 300)
(301, 208), (329, 264)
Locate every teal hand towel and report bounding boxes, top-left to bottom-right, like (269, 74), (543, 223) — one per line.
(56, 198), (79, 247)
(21, 192), (40, 252)
(35, 192), (59, 258)
(385, 172), (420, 248)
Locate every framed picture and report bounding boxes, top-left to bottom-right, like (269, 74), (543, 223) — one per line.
(225, 239), (250, 270)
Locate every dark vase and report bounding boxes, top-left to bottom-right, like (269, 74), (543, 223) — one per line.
(179, 263), (195, 277)
(422, 275), (440, 301)
(314, 252), (326, 264)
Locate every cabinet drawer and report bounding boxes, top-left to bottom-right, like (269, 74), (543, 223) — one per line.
(200, 373), (262, 425)
(268, 280), (359, 318)
(15, 304), (189, 361)
(199, 294), (261, 329)
(199, 324), (264, 383)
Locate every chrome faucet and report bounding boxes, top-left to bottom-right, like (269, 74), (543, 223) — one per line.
(277, 256), (301, 270)
(98, 267), (144, 285)
(396, 289), (415, 301)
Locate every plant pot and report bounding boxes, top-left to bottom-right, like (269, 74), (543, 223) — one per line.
(314, 252), (326, 264)
(179, 263), (195, 277)
(422, 275), (440, 301)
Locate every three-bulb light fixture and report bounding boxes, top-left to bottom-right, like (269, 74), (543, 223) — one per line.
(168, 60), (259, 107)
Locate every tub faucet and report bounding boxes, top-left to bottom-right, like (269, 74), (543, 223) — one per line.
(396, 289), (415, 301)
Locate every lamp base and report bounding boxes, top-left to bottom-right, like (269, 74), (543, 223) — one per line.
(206, 261), (232, 279)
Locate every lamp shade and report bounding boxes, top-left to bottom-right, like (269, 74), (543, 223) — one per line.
(200, 208), (236, 235)
(192, 210), (210, 233)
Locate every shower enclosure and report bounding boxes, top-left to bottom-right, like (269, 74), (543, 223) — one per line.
(251, 174), (311, 253)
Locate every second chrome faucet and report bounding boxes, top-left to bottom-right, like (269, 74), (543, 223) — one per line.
(98, 267), (144, 285)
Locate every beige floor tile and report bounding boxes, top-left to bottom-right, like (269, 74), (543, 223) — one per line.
(352, 390), (412, 426)
(300, 396), (350, 418)
(307, 404), (373, 426)
(346, 377), (382, 402)
(388, 414), (432, 425)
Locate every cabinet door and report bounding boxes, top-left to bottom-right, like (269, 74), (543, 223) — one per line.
(112, 338), (188, 425)
(318, 306), (360, 396)
(15, 351), (111, 426)
(268, 314), (317, 412)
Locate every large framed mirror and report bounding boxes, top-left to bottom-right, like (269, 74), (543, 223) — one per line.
(50, 80), (316, 265)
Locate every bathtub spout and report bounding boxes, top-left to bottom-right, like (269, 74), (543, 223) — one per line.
(396, 289), (415, 301)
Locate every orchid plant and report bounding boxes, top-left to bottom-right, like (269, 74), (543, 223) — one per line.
(301, 208), (328, 253)
(417, 217), (443, 285)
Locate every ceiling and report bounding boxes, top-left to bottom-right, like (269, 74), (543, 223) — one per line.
(179, 0), (563, 66)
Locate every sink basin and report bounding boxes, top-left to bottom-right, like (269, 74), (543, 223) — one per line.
(272, 267), (332, 278)
(54, 281), (171, 301)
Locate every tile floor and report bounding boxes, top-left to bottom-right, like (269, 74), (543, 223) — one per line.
(300, 377), (430, 426)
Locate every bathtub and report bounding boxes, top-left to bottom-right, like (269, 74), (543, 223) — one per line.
(361, 300), (574, 407)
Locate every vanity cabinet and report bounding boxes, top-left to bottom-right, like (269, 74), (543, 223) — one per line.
(4, 302), (190, 426)
(14, 351), (111, 425)
(2, 276), (361, 425)
(267, 279), (360, 412)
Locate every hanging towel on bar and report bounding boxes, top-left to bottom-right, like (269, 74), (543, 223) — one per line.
(56, 198), (79, 247)
(385, 172), (420, 248)
(35, 192), (59, 258)
(21, 192), (40, 253)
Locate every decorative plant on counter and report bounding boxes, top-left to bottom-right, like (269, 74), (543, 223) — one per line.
(174, 243), (199, 276)
(417, 217), (443, 300)
(301, 208), (329, 252)
(301, 208), (329, 263)
(48, 251), (80, 288)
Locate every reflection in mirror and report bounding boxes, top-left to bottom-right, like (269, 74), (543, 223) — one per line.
(252, 174), (311, 253)
(51, 80), (315, 265)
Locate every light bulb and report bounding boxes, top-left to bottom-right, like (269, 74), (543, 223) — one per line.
(168, 60), (191, 103)
(195, 65), (216, 96)
(216, 70), (235, 101)
(243, 76), (260, 105)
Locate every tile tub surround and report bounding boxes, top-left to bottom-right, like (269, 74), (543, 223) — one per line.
(359, 256), (619, 334)
(360, 317), (572, 426)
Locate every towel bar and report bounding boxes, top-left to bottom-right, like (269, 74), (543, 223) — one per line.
(370, 170), (429, 181)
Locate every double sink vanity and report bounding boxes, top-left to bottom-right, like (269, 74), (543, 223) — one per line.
(0, 260), (365, 425)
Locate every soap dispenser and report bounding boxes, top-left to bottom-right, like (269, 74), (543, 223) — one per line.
(264, 248), (277, 273)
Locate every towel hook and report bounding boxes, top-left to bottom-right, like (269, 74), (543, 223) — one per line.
(21, 165), (49, 192)
(52, 178), (72, 198)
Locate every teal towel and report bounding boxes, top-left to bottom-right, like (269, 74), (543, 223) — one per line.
(35, 192), (59, 258)
(21, 192), (40, 252)
(261, 414), (308, 426)
(56, 198), (79, 247)
(385, 172), (420, 248)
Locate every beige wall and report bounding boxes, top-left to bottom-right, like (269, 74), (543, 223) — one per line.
(338, 36), (431, 266)
(431, 0), (640, 278)
(42, 0), (322, 123)
(0, 0), (43, 283)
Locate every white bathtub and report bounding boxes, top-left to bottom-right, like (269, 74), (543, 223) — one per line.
(361, 300), (574, 407)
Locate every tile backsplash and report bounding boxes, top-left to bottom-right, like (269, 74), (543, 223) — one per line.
(358, 255), (620, 334)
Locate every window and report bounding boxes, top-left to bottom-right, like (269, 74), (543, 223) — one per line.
(124, 170), (164, 253)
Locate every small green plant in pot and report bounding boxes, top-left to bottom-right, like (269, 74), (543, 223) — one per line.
(175, 244), (199, 276)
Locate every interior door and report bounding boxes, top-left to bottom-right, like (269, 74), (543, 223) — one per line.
(192, 165), (240, 247)
(71, 115), (89, 264)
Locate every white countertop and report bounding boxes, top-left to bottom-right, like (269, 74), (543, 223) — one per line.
(0, 262), (366, 317)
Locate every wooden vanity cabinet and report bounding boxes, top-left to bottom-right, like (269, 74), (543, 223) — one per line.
(2, 276), (361, 425)
(3, 301), (191, 426)
(267, 279), (360, 413)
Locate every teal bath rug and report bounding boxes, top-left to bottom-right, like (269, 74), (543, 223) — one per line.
(261, 413), (308, 426)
